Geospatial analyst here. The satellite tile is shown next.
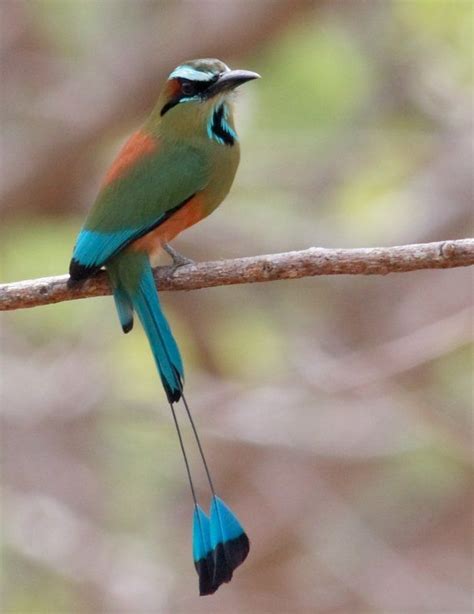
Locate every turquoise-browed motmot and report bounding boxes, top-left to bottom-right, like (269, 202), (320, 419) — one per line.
(68, 59), (260, 595)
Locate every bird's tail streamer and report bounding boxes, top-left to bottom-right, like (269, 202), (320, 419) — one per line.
(180, 393), (250, 595)
(109, 252), (249, 595)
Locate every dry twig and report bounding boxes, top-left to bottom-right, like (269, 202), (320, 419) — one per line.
(1, 239), (472, 312)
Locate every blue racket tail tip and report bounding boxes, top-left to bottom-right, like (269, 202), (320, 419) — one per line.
(209, 496), (250, 590)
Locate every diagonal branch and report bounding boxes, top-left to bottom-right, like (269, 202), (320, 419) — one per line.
(1, 239), (473, 312)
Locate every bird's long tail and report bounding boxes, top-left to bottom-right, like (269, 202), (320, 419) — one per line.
(108, 250), (249, 595)
(173, 395), (250, 596)
(107, 250), (183, 402)
(193, 495), (249, 595)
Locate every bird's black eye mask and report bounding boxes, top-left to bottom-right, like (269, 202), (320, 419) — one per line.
(179, 76), (219, 98)
(161, 75), (220, 117)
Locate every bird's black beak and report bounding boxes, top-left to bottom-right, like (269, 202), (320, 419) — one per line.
(207, 69), (260, 97)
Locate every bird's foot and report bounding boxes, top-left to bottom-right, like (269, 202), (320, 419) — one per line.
(163, 243), (195, 274)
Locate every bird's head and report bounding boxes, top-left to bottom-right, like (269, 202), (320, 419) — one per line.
(153, 58), (260, 142)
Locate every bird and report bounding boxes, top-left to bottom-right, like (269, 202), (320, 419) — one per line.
(68, 58), (260, 595)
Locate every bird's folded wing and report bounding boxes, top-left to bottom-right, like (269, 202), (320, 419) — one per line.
(70, 133), (209, 278)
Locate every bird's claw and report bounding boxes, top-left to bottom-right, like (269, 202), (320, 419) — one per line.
(163, 243), (195, 275)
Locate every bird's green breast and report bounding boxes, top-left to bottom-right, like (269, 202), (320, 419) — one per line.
(78, 97), (241, 257)
(153, 97), (241, 220)
(199, 136), (240, 216)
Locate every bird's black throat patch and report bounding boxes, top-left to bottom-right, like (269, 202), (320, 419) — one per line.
(209, 104), (235, 146)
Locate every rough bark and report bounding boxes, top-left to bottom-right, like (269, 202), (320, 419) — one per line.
(1, 239), (472, 311)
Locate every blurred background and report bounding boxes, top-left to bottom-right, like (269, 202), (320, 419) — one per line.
(1, 1), (473, 612)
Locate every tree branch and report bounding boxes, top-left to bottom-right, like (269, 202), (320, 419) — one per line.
(1, 239), (472, 312)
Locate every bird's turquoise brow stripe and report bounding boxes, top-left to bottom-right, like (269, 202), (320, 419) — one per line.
(169, 65), (215, 81)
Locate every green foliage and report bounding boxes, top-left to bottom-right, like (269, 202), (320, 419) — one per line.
(360, 446), (469, 539)
(30, 0), (106, 56)
(211, 304), (286, 379)
(2, 219), (111, 341)
(335, 128), (429, 242)
(4, 553), (73, 613)
(99, 414), (175, 534)
(396, 0), (474, 83)
(431, 344), (473, 413)
(255, 21), (372, 134)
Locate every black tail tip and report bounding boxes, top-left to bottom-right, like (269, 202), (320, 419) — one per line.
(196, 533), (250, 596)
(212, 533), (250, 588)
(165, 374), (184, 404)
(195, 554), (218, 596)
(121, 320), (134, 334)
(166, 388), (182, 404)
(69, 258), (99, 283)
